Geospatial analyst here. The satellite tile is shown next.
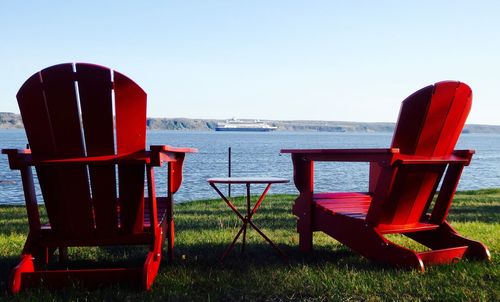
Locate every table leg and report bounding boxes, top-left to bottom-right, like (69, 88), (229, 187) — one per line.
(210, 183), (245, 220)
(241, 184), (251, 254)
(211, 181), (287, 261)
(221, 223), (246, 262)
(248, 220), (288, 259)
(241, 220), (247, 254)
(249, 184), (271, 218)
(210, 183), (248, 261)
(247, 183), (288, 260)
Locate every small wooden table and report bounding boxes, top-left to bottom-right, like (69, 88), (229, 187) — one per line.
(207, 177), (289, 261)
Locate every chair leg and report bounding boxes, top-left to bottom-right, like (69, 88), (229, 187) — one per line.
(166, 219), (175, 263)
(315, 210), (425, 271)
(143, 226), (164, 290)
(9, 254), (35, 294)
(21, 233), (48, 269)
(59, 247), (68, 263)
(406, 221), (491, 261)
(342, 226), (424, 271)
(297, 216), (313, 253)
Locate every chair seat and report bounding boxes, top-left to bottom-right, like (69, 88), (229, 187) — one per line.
(38, 197), (169, 246)
(313, 193), (443, 233)
(314, 192), (372, 219)
(143, 197), (168, 227)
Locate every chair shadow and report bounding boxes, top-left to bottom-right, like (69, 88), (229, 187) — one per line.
(448, 205), (499, 223)
(0, 256), (18, 295)
(170, 241), (395, 273)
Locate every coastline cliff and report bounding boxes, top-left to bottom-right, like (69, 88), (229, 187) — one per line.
(1, 112), (499, 133)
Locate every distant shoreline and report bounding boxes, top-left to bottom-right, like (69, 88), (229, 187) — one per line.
(1, 112), (500, 133)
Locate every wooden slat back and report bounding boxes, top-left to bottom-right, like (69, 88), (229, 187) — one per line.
(75, 63), (118, 234)
(367, 81), (472, 226)
(17, 63), (94, 237)
(16, 63), (148, 237)
(114, 71), (147, 233)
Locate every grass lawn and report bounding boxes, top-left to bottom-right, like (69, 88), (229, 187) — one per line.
(0, 189), (498, 301)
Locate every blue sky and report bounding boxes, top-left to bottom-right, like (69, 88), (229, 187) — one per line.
(1, 1), (499, 124)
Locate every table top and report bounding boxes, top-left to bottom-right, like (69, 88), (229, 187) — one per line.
(207, 177), (289, 184)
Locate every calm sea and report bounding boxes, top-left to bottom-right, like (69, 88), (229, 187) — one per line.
(1, 130), (499, 205)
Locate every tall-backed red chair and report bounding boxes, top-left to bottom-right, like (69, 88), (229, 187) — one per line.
(281, 81), (490, 271)
(2, 63), (196, 293)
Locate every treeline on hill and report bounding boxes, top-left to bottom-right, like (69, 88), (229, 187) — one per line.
(1, 112), (499, 133)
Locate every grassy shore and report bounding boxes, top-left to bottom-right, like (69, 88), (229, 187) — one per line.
(0, 189), (498, 301)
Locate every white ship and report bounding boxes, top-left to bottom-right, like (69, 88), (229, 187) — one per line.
(215, 119), (277, 132)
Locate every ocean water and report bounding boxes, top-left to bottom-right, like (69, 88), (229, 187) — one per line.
(1, 129), (499, 205)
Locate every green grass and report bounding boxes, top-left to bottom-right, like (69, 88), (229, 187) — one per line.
(0, 189), (499, 301)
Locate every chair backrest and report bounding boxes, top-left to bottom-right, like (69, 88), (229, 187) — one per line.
(366, 81), (472, 226)
(17, 63), (147, 237)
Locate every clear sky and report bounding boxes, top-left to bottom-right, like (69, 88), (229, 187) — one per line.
(0, 1), (499, 124)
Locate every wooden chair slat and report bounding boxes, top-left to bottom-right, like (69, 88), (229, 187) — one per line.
(17, 73), (65, 233)
(38, 64), (94, 237)
(76, 63), (118, 233)
(114, 71), (147, 233)
(415, 81), (457, 156)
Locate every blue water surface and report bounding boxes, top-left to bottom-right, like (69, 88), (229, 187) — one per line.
(1, 130), (499, 204)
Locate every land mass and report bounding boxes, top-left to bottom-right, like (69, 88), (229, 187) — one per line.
(1, 112), (499, 133)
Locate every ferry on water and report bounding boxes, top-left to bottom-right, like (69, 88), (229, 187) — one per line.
(215, 118), (277, 132)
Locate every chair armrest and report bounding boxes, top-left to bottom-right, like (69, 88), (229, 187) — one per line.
(2, 149), (32, 169)
(149, 145), (197, 193)
(149, 145), (198, 167)
(281, 148), (401, 166)
(281, 148), (400, 194)
(3, 145), (198, 169)
(2, 149), (153, 169)
(395, 150), (474, 166)
(150, 145), (198, 153)
(34, 152), (151, 165)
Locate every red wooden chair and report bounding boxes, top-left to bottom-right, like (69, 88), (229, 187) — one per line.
(2, 63), (197, 293)
(281, 81), (491, 271)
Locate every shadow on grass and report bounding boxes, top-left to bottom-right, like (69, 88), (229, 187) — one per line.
(448, 205), (500, 223)
(171, 241), (392, 273)
(0, 255), (18, 296)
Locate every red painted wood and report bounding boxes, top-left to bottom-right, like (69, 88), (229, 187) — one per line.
(143, 197), (168, 227)
(435, 83), (472, 155)
(430, 165), (465, 223)
(6, 63), (195, 293)
(16, 72), (64, 234)
(76, 63), (119, 234)
(312, 207), (425, 271)
(368, 81), (472, 226)
(17, 63), (94, 237)
(114, 71), (147, 233)
(33, 152), (150, 164)
(19, 167), (41, 234)
(417, 246), (467, 266)
(281, 81), (490, 270)
(290, 154), (314, 252)
(41, 64), (94, 237)
(314, 192), (371, 200)
(9, 255), (35, 294)
(406, 221), (491, 261)
(376, 223), (440, 234)
(390, 85), (434, 155)
(415, 82), (456, 156)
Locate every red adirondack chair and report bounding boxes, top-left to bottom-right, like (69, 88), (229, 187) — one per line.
(281, 81), (491, 271)
(2, 63), (197, 293)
